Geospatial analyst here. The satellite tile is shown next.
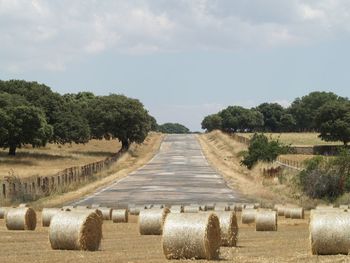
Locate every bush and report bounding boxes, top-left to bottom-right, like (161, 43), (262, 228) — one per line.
(240, 133), (289, 169)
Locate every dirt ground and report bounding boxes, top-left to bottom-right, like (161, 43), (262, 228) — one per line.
(0, 211), (347, 263)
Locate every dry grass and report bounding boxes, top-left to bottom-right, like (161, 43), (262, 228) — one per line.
(0, 139), (121, 178)
(237, 132), (341, 146)
(0, 211), (348, 262)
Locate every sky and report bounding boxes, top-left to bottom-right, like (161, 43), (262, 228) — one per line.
(1, 0), (350, 131)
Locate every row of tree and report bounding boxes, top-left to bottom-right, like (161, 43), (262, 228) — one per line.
(0, 80), (156, 155)
(201, 91), (350, 145)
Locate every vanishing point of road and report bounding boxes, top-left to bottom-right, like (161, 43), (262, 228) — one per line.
(74, 134), (244, 207)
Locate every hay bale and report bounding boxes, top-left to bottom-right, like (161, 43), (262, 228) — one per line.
(205, 203), (215, 211)
(62, 206), (74, 211)
(274, 205), (285, 216)
(18, 203), (29, 208)
(284, 206), (298, 218)
(49, 211), (102, 251)
(339, 205), (349, 210)
(170, 205), (183, 213)
(42, 208), (62, 227)
(233, 203), (243, 212)
(98, 207), (112, 220)
(152, 204), (164, 209)
(129, 206), (143, 215)
(76, 205), (90, 209)
(214, 205), (230, 211)
(215, 211), (238, 247)
(255, 210), (277, 231)
(5, 207), (36, 230)
(289, 208), (304, 219)
(91, 204), (100, 208)
(310, 212), (350, 255)
(241, 208), (256, 224)
(0, 207), (11, 219)
(183, 205), (200, 213)
(244, 204), (256, 209)
(162, 212), (221, 260)
(316, 204), (334, 209)
(139, 208), (170, 235)
(112, 209), (128, 223)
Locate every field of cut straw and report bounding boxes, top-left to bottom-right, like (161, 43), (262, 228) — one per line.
(0, 211), (347, 262)
(237, 132), (341, 146)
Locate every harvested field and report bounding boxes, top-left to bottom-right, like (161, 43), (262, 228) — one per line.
(237, 132), (341, 146)
(0, 211), (348, 262)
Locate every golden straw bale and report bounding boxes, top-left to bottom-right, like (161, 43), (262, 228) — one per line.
(152, 204), (164, 209)
(241, 208), (256, 224)
(310, 212), (350, 255)
(339, 205), (349, 210)
(183, 205), (200, 213)
(5, 207), (36, 230)
(0, 207), (11, 219)
(98, 207), (112, 220)
(91, 204), (100, 208)
(139, 208), (170, 235)
(214, 205), (230, 211)
(255, 210), (277, 231)
(42, 208), (62, 227)
(289, 208), (304, 219)
(214, 211), (238, 247)
(49, 211), (102, 251)
(162, 212), (221, 260)
(316, 204), (334, 209)
(18, 203), (29, 208)
(170, 205), (183, 213)
(112, 209), (128, 223)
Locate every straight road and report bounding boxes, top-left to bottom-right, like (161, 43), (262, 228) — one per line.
(73, 134), (244, 207)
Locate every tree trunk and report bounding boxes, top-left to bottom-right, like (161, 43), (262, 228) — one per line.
(8, 145), (16, 156)
(121, 139), (130, 151)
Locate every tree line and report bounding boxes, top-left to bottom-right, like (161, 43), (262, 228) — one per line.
(201, 91), (350, 145)
(0, 80), (157, 155)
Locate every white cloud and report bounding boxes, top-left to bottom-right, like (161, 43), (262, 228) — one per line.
(1, 0), (350, 71)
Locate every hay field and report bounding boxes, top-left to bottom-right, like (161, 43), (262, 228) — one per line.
(237, 132), (341, 146)
(0, 139), (121, 178)
(0, 211), (346, 262)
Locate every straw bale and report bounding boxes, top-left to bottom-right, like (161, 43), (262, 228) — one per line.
(170, 205), (183, 213)
(233, 203), (243, 212)
(205, 203), (215, 211)
(49, 211), (102, 251)
(214, 205), (230, 211)
(255, 210), (277, 231)
(162, 212), (221, 260)
(98, 207), (112, 220)
(310, 212), (350, 255)
(76, 205), (90, 209)
(112, 209), (128, 223)
(0, 207), (11, 219)
(6, 207), (37, 230)
(139, 208), (170, 235)
(241, 208), (256, 224)
(91, 204), (101, 208)
(18, 203), (29, 208)
(339, 205), (349, 210)
(316, 204), (334, 209)
(129, 206), (142, 215)
(245, 204), (256, 209)
(152, 204), (164, 209)
(42, 208), (62, 227)
(215, 211), (238, 247)
(62, 206), (74, 211)
(289, 208), (304, 219)
(183, 205), (200, 213)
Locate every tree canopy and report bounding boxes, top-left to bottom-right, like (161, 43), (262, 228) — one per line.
(157, 123), (190, 134)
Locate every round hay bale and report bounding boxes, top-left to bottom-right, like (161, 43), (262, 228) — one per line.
(310, 212), (350, 255)
(215, 211), (238, 247)
(241, 208), (256, 224)
(0, 207), (11, 219)
(91, 204), (100, 208)
(98, 207), (112, 220)
(275, 206), (285, 216)
(214, 205), (230, 211)
(6, 207), (36, 230)
(233, 203), (243, 212)
(244, 204), (256, 209)
(339, 205), (349, 210)
(139, 208), (170, 235)
(49, 211), (102, 251)
(76, 205), (90, 209)
(112, 209), (128, 223)
(183, 205), (200, 213)
(162, 212), (221, 260)
(289, 208), (304, 219)
(170, 205), (183, 213)
(255, 210), (277, 231)
(205, 203), (215, 211)
(316, 204), (334, 209)
(18, 203), (29, 208)
(284, 206), (298, 218)
(152, 204), (164, 209)
(129, 207), (140, 215)
(42, 208), (62, 227)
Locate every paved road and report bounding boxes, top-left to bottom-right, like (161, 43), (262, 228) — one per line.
(73, 134), (244, 207)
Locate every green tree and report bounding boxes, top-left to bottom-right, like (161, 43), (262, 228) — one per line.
(88, 94), (151, 150)
(0, 104), (53, 155)
(158, 123), (190, 134)
(256, 103), (285, 132)
(241, 133), (289, 169)
(315, 100), (350, 145)
(201, 114), (222, 132)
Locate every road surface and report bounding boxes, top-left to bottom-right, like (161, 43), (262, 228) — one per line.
(73, 134), (244, 207)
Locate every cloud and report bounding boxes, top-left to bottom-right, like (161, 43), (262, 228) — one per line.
(1, 0), (350, 71)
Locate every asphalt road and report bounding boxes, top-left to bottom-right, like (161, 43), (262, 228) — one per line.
(73, 134), (244, 207)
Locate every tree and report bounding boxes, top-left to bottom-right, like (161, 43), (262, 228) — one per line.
(256, 103), (285, 132)
(88, 94), (151, 150)
(315, 100), (350, 145)
(289, 91), (345, 131)
(201, 114), (222, 132)
(0, 104), (53, 155)
(241, 133), (289, 169)
(158, 123), (190, 134)
(148, 115), (159, 131)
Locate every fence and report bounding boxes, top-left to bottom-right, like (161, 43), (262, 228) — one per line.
(0, 149), (126, 202)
